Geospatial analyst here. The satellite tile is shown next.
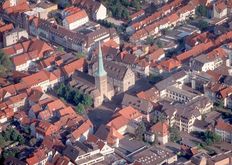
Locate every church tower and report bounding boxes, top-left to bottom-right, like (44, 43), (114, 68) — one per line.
(95, 41), (108, 97)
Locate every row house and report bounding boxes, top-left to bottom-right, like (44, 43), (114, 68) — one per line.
(127, 0), (182, 33)
(61, 57), (85, 78)
(3, 38), (54, 71)
(66, 119), (93, 143)
(29, 18), (119, 53)
(129, 0), (198, 43)
(30, 18), (86, 52)
(3, 27), (28, 47)
(21, 70), (59, 91)
(63, 142), (104, 165)
(190, 47), (228, 72)
(0, 22), (14, 47)
(0, 107), (14, 124)
(26, 147), (53, 165)
(130, 10), (145, 22)
(6, 92), (27, 112)
(215, 119), (232, 143)
(34, 121), (59, 140)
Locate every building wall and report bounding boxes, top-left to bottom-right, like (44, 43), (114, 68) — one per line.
(157, 134), (168, 144)
(95, 4), (107, 20)
(63, 16), (89, 30)
(202, 59), (223, 72)
(175, 116), (196, 133)
(213, 7), (227, 19)
(215, 129), (232, 143)
(3, 29), (28, 47)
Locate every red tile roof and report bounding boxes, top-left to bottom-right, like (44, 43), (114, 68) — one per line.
(62, 58), (85, 76)
(219, 87), (232, 98)
(118, 106), (142, 120)
(159, 58), (181, 71)
(65, 9), (88, 24)
(71, 119), (93, 140)
(216, 119), (232, 133)
(151, 121), (169, 136)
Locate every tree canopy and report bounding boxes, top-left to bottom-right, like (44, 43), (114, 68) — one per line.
(103, 0), (141, 20)
(0, 50), (13, 77)
(169, 126), (181, 143)
(135, 121), (146, 140)
(54, 83), (93, 112)
(196, 5), (208, 17)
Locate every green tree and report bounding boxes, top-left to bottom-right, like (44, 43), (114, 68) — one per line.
(0, 134), (6, 147)
(56, 83), (66, 97)
(169, 127), (181, 143)
(74, 90), (82, 105)
(75, 52), (85, 59)
(130, 0), (141, 11)
(66, 90), (76, 104)
(153, 113), (166, 124)
(82, 95), (93, 108)
(121, 9), (129, 20)
(196, 20), (209, 31)
(145, 37), (154, 45)
(196, 5), (208, 17)
(29, 138), (37, 147)
(2, 148), (19, 159)
(203, 131), (221, 145)
(17, 135), (25, 145)
(75, 103), (85, 114)
(10, 130), (19, 141)
(135, 121), (146, 140)
(3, 129), (12, 141)
(0, 50), (13, 77)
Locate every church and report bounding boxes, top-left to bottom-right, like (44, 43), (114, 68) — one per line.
(69, 42), (114, 107)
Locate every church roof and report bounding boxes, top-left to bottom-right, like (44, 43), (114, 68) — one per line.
(95, 42), (107, 77)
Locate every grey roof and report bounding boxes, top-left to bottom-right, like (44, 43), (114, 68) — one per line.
(223, 75), (232, 86)
(4, 157), (26, 165)
(186, 96), (213, 110)
(190, 59), (204, 71)
(122, 93), (153, 113)
(63, 142), (99, 162)
(73, 0), (102, 14)
(38, 19), (85, 44)
(155, 70), (187, 91)
(91, 59), (129, 81)
(121, 54), (137, 65)
(155, 76), (176, 91)
(119, 138), (147, 154)
(63, 145), (80, 162)
(193, 120), (209, 129)
(70, 71), (101, 97)
(104, 61), (129, 81)
(132, 146), (175, 165)
(72, 71), (95, 87)
(166, 85), (198, 99)
(95, 124), (109, 141)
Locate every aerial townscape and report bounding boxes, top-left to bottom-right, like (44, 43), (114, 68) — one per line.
(1, 0), (232, 164)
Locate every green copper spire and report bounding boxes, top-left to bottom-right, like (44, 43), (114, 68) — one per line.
(95, 41), (107, 77)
